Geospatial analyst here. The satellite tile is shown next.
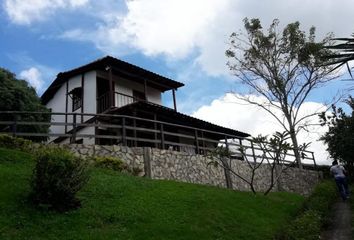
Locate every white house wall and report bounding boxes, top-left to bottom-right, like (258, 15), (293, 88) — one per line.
(66, 71), (96, 130)
(46, 83), (66, 142)
(46, 71), (96, 143)
(83, 71), (97, 119)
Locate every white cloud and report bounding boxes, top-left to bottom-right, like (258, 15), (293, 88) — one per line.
(60, 0), (354, 77)
(3, 0), (89, 25)
(19, 67), (44, 92)
(61, 0), (233, 60)
(192, 93), (331, 165)
(5, 0), (354, 76)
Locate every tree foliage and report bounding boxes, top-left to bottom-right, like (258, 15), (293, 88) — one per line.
(226, 18), (338, 167)
(320, 97), (354, 174)
(0, 67), (50, 142)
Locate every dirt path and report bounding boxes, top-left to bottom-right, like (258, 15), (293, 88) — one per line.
(321, 200), (352, 240)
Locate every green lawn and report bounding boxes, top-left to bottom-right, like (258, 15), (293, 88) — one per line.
(0, 147), (305, 240)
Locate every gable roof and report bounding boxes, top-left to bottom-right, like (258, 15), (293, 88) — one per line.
(105, 101), (250, 138)
(41, 56), (184, 104)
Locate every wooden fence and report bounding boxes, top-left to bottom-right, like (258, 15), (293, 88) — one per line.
(0, 111), (317, 168)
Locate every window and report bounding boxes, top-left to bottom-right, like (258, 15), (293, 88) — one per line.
(70, 87), (82, 111)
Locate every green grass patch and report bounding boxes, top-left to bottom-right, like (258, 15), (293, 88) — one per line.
(276, 180), (337, 240)
(0, 147), (305, 240)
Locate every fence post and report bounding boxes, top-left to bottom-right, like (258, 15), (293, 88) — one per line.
(195, 129), (199, 154)
(71, 113), (77, 143)
(224, 136), (229, 152)
(160, 123), (165, 149)
(143, 147), (152, 178)
(221, 157), (233, 189)
(251, 140), (256, 163)
(122, 117), (127, 146)
(133, 117), (137, 147)
(12, 114), (18, 137)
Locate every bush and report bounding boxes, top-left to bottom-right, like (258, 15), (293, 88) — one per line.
(276, 180), (337, 240)
(29, 147), (90, 211)
(92, 156), (142, 176)
(92, 156), (128, 171)
(0, 134), (32, 152)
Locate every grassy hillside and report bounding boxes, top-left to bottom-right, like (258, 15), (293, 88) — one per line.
(0, 147), (305, 240)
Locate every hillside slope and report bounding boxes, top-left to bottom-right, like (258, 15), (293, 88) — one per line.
(0, 147), (304, 240)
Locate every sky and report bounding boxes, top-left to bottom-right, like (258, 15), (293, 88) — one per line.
(1, 0), (354, 165)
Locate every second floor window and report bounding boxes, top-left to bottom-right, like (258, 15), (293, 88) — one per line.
(70, 87), (82, 111)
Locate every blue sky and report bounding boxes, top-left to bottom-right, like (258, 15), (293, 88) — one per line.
(1, 0), (354, 164)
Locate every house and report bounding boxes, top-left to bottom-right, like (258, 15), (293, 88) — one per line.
(41, 56), (250, 153)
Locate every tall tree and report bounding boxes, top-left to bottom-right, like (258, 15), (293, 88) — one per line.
(0, 67), (49, 141)
(320, 97), (354, 175)
(225, 18), (338, 167)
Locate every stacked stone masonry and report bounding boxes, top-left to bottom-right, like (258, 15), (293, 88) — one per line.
(61, 144), (321, 195)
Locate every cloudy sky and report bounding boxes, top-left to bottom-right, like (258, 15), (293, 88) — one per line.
(1, 0), (353, 164)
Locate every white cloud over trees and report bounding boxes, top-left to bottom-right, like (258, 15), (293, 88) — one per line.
(19, 67), (44, 92)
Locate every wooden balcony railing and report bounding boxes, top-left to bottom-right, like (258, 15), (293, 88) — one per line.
(0, 111), (317, 169)
(97, 92), (145, 113)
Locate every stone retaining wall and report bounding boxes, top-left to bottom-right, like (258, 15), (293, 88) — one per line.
(61, 144), (321, 195)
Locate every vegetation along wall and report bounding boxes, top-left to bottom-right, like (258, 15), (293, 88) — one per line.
(64, 144), (321, 195)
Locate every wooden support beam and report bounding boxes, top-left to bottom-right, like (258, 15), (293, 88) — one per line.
(144, 79), (147, 101)
(108, 66), (114, 108)
(81, 73), (84, 123)
(65, 81), (68, 133)
(172, 89), (177, 111)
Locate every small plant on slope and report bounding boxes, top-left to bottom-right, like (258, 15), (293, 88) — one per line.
(29, 147), (90, 211)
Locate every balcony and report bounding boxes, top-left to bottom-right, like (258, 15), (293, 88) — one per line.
(97, 92), (143, 113)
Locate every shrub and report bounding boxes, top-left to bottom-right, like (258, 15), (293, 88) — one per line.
(92, 156), (128, 172)
(92, 156), (143, 176)
(29, 147), (90, 211)
(275, 180), (337, 240)
(0, 134), (32, 152)
(303, 181), (337, 217)
(284, 210), (322, 240)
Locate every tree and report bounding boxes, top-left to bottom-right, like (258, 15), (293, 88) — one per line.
(226, 18), (338, 168)
(209, 132), (298, 195)
(320, 97), (354, 175)
(0, 67), (50, 141)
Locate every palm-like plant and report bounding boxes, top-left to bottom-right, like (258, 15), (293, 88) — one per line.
(324, 37), (354, 78)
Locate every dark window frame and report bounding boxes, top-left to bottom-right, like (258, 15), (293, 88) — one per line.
(71, 88), (83, 111)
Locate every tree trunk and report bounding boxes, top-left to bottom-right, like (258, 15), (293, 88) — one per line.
(289, 126), (303, 169)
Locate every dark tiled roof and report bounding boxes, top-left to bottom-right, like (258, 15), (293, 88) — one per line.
(106, 101), (250, 138)
(41, 56), (184, 104)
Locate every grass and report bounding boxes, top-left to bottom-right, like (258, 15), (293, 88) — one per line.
(0, 147), (305, 240)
